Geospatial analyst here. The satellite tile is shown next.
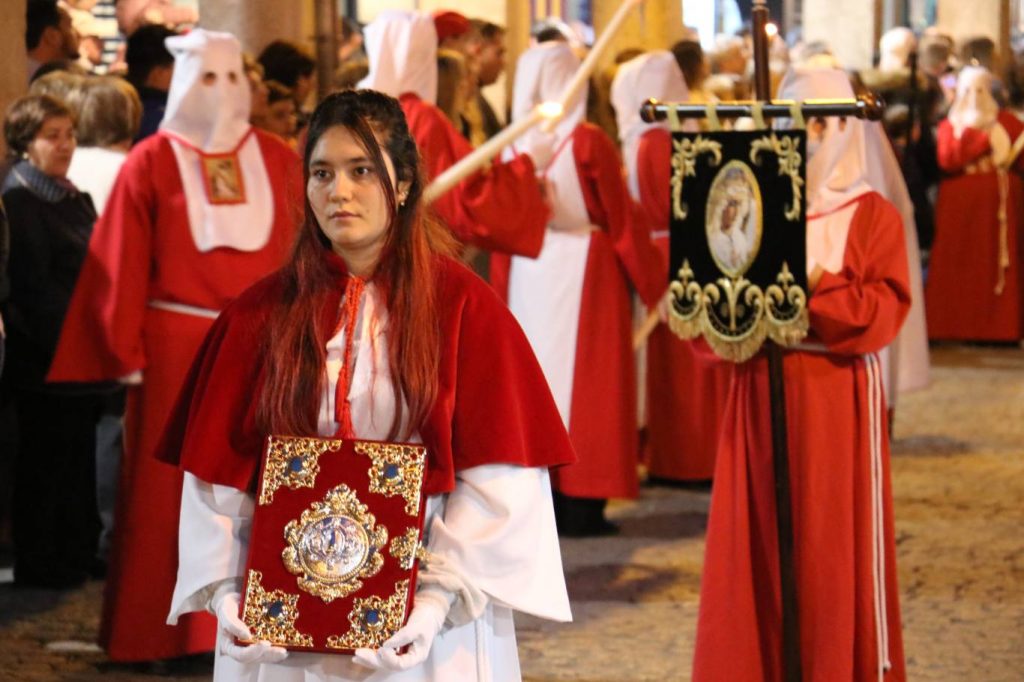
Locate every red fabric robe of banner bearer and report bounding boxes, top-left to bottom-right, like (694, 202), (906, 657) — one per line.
(46, 130), (302, 661)
(636, 128), (731, 481)
(492, 124), (663, 499)
(692, 192), (910, 682)
(400, 92), (548, 258)
(926, 111), (1024, 341)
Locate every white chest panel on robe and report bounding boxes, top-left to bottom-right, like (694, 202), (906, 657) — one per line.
(806, 201), (858, 278)
(167, 132), (274, 253)
(508, 136), (593, 428)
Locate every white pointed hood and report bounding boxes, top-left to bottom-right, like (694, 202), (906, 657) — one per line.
(512, 42), (586, 149)
(160, 29), (251, 153)
(357, 10), (438, 103)
(777, 67), (872, 216)
(610, 51), (690, 199)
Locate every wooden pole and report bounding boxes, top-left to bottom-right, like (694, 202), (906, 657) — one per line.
(540, 0), (646, 133)
(312, 0), (339, 102)
(753, 1), (802, 680)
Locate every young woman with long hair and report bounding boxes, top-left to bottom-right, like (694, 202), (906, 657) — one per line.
(158, 89), (575, 680)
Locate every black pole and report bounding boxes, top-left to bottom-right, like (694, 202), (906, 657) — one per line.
(753, 1), (802, 681)
(905, 50), (919, 158)
(639, 95), (886, 123)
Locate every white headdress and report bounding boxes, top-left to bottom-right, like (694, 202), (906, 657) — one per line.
(357, 10), (438, 104)
(610, 51), (690, 199)
(160, 29), (251, 153)
(511, 41), (586, 149)
(878, 27), (916, 72)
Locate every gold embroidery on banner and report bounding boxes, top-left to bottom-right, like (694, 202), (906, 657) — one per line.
(326, 579), (411, 650)
(672, 135), (723, 220)
(241, 569), (314, 648)
(668, 260), (809, 363)
(750, 133), (804, 221)
(282, 484), (387, 603)
(354, 441), (427, 516)
(388, 527), (421, 570)
(259, 436), (344, 506)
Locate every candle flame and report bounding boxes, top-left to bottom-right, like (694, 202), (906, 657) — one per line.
(538, 101), (564, 119)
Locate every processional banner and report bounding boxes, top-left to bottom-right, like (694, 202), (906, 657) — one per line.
(667, 128), (810, 362)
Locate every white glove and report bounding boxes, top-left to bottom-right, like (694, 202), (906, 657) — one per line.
(518, 131), (558, 171)
(351, 589), (451, 672)
(212, 589), (288, 665)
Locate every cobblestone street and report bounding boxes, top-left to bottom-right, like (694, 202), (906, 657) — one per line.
(0, 345), (1021, 681)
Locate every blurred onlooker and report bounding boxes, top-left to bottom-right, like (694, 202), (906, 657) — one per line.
(257, 40), (316, 121)
(436, 48), (471, 129)
(707, 33), (748, 100)
(467, 19), (507, 141)
(67, 76), (141, 214)
(258, 81), (299, 148)
(125, 23), (176, 142)
(334, 58), (369, 91)
(879, 26), (916, 71)
(115, 0), (197, 36)
(28, 69), (90, 112)
(2, 94), (106, 588)
(0, 202), (7, 371)
(242, 53), (270, 129)
(338, 15), (365, 64)
(26, 1), (81, 82)
(64, 74), (140, 569)
(960, 36), (1006, 103)
(920, 29), (957, 107)
(433, 10), (474, 53)
(672, 40), (719, 115)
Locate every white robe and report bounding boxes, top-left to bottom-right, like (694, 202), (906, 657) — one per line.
(167, 283), (572, 681)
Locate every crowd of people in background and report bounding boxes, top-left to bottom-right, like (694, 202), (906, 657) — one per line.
(0, 0), (1021, 679)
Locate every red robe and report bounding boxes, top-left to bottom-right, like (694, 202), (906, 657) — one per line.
(491, 123), (663, 499)
(400, 93), (548, 258)
(158, 253), (576, 494)
(46, 130), (302, 661)
(926, 111), (1024, 341)
(693, 192), (910, 682)
(636, 128), (731, 481)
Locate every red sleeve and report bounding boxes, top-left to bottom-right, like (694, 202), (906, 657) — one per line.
(423, 260), (576, 492)
(575, 124), (664, 307)
(936, 119), (993, 173)
(808, 192), (912, 356)
(402, 95), (549, 258)
(636, 128), (672, 274)
(47, 139), (158, 381)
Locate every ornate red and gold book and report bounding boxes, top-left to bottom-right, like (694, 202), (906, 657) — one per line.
(238, 435), (428, 654)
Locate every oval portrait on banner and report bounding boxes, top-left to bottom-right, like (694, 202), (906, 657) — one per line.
(705, 160), (763, 277)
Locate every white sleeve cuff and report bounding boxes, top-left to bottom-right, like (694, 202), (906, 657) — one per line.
(167, 473), (253, 624)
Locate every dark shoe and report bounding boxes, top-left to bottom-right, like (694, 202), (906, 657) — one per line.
(553, 494), (619, 538)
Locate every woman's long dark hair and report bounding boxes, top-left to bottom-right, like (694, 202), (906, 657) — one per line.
(257, 89), (454, 440)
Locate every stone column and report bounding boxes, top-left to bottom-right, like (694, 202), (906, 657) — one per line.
(198, 0), (310, 56)
(1, 0), (29, 157)
(591, 0), (688, 69)
(802, 0), (882, 71)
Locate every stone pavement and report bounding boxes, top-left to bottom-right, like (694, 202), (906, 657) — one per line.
(0, 344), (1021, 681)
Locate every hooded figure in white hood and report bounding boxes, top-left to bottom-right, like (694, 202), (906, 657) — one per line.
(490, 41), (663, 536)
(357, 10), (551, 259)
(692, 67), (910, 682)
(926, 65), (1024, 341)
(47, 28), (303, 663)
(609, 51), (731, 483)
